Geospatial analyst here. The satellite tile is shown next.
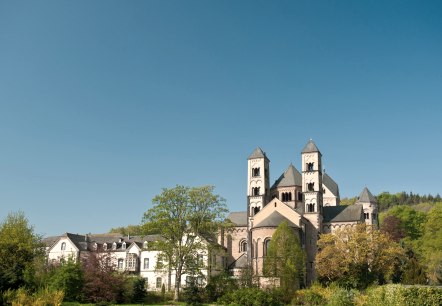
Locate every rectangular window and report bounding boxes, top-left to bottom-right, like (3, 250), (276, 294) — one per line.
(144, 258), (149, 269)
(118, 259), (124, 270)
(156, 277), (162, 289)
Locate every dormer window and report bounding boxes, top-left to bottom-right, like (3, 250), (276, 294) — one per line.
(112, 242), (117, 250)
(122, 242), (126, 250)
(103, 243), (108, 251)
(143, 241), (148, 249)
(93, 243), (98, 251)
(252, 167), (260, 177)
(307, 183), (315, 191)
(306, 162), (314, 171)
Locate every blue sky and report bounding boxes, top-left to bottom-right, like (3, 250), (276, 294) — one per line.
(1, 1), (441, 236)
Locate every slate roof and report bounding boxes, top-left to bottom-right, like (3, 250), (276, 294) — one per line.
(45, 232), (163, 252)
(323, 173), (339, 197)
(301, 139), (320, 153)
(253, 211), (299, 228)
(271, 164), (302, 188)
(323, 204), (363, 223)
(227, 211), (247, 226)
(229, 253), (248, 269)
(357, 187), (377, 203)
(248, 147), (269, 160)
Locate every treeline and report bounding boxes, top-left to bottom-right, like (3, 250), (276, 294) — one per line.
(341, 191), (442, 211)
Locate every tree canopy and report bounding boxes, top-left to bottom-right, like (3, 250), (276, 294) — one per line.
(142, 185), (228, 301)
(316, 224), (405, 289)
(0, 211), (43, 291)
(263, 221), (305, 300)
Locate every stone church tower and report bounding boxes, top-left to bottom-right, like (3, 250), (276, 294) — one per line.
(301, 139), (323, 230)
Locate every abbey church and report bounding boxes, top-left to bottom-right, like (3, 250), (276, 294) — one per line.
(225, 139), (379, 285)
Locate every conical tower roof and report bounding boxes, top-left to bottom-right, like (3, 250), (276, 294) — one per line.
(271, 164), (302, 188)
(248, 147), (269, 160)
(357, 187), (376, 203)
(302, 139), (320, 153)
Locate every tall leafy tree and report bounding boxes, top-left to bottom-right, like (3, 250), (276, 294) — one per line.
(316, 224), (405, 289)
(49, 257), (84, 301)
(0, 211), (43, 291)
(420, 203), (442, 284)
(263, 221), (305, 299)
(142, 185), (228, 301)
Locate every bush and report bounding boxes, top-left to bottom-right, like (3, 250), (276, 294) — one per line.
(204, 272), (237, 302)
(217, 287), (284, 306)
(292, 283), (356, 306)
(182, 282), (204, 306)
(1, 287), (64, 306)
(360, 284), (442, 306)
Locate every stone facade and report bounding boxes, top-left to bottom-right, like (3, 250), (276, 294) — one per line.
(223, 140), (378, 285)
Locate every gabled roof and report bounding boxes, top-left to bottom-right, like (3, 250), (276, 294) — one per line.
(227, 211), (247, 226)
(228, 253), (247, 269)
(302, 139), (320, 154)
(253, 211), (299, 228)
(323, 173), (339, 197)
(271, 164), (302, 188)
(357, 187), (376, 203)
(248, 147), (269, 160)
(323, 204), (363, 223)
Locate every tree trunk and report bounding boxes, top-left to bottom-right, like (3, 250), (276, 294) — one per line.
(174, 267), (182, 301)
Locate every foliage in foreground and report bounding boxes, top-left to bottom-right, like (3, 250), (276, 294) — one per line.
(1, 287), (64, 306)
(217, 287), (284, 306)
(293, 283), (442, 306)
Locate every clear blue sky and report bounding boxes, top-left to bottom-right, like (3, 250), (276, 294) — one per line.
(1, 1), (441, 237)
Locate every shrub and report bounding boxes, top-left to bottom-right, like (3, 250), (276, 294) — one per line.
(204, 272), (237, 302)
(359, 284), (442, 306)
(217, 287), (284, 306)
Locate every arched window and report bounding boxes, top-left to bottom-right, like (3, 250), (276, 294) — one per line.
(252, 167), (260, 177)
(252, 187), (260, 196)
(307, 183), (315, 191)
(307, 203), (315, 212)
(61, 242), (66, 250)
(239, 240), (247, 253)
(264, 239), (271, 257)
(306, 162), (314, 171)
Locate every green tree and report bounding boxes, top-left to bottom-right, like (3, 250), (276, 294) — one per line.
(316, 224), (406, 289)
(420, 203), (442, 284)
(142, 185), (228, 301)
(263, 221), (305, 299)
(49, 257), (84, 302)
(0, 211), (43, 291)
(380, 205), (427, 241)
(109, 224), (144, 236)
